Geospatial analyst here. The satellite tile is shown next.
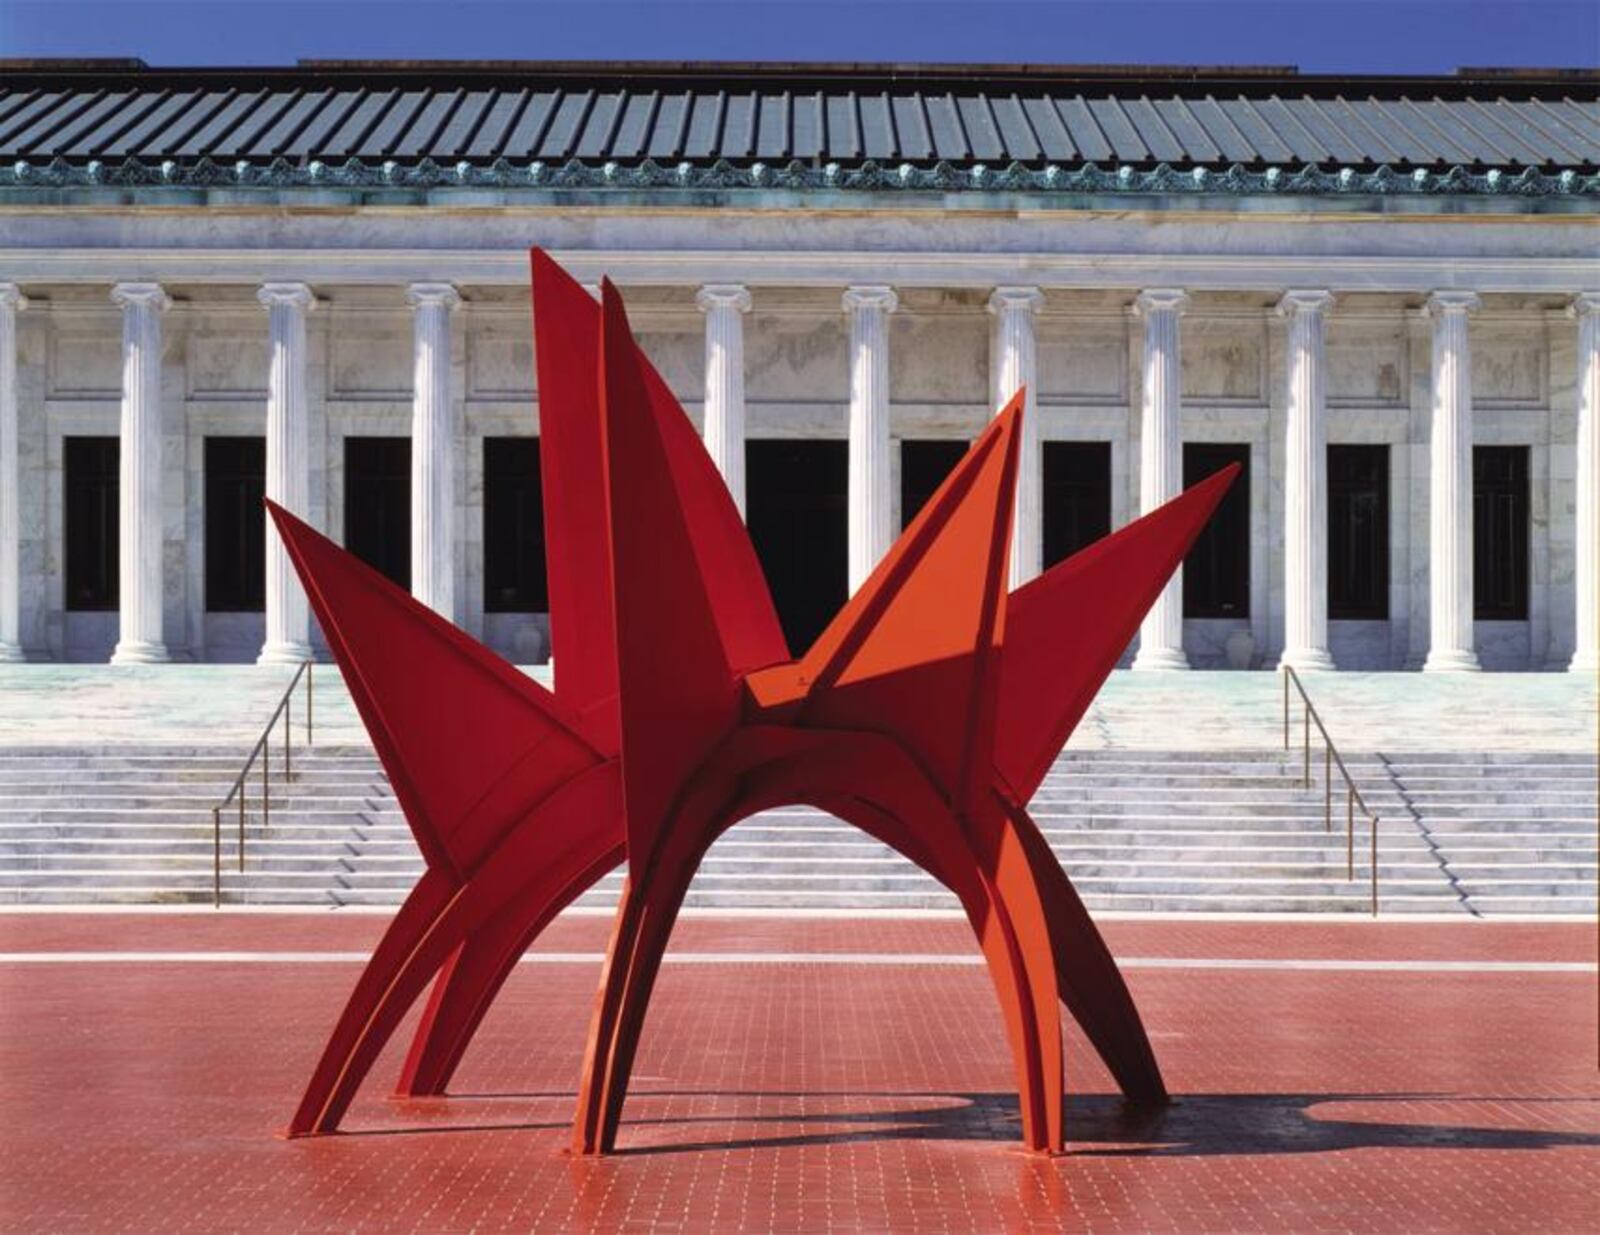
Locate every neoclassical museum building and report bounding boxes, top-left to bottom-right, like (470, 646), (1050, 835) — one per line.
(0, 59), (1595, 672)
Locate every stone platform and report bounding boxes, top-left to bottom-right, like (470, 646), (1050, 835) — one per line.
(0, 664), (1592, 751)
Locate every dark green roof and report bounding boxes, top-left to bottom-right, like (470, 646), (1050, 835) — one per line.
(2, 61), (1596, 199)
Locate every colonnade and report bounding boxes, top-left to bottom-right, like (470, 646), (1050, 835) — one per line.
(0, 279), (1594, 672)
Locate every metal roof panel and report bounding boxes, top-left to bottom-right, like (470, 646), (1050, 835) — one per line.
(1051, 96), (1113, 161)
(1087, 96), (1150, 161)
(891, 94), (932, 160)
(284, 89), (366, 156)
(958, 94), (1005, 159)
(854, 92), (891, 159)
(499, 89), (560, 158)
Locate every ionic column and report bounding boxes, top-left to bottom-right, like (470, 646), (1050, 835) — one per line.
(257, 283), (315, 665)
(1131, 289), (1190, 671)
(990, 286), (1044, 587)
(697, 284), (752, 515)
(110, 282), (171, 664)
(1571, 293), (1600, 673)
(844, 285), (897, 593)
(1278, 290), (1336, 671)
(407, 283), (460, 622)
(0, 285), (26, 662)
(1423, 291), (1482, 673)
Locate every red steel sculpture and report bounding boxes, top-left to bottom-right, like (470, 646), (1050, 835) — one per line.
(268, 249), (1238, 1155)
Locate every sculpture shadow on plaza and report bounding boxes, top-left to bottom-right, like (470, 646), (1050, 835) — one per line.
(334, 1088), (1600, 1160)
(591, 1090), (1600, 1158)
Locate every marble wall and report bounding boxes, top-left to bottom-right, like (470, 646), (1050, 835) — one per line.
(8, 285), (1582, 670)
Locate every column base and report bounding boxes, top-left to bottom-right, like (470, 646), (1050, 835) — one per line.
(1278, 647), (1336, 672)
(0, 643), (26, 663)
(1568, 647), (1600, 673)
(1422, 647), (1481, 673)
(110, 640), (170, 665)
(1131, 646), (1190, 672)
(258, 642), (313, 666)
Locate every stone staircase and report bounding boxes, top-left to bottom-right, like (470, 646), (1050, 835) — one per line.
(0, 743), (1591, 914)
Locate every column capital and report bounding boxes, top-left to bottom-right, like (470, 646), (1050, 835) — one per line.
(1276, 289), (1335, 318)
(1425, 290), (1480, 318)
(0, 283), (26, 312)
(257, 282), (316, 311)
(988, 286), (1044, 315)
(1568, 291), (1600, 319)
(696, 283), (752, 314)
(110, 282), (171, 313)
(1133, 288), (1188, 318)
(842, 285), (898, 315)
(406, 282), (461, 310)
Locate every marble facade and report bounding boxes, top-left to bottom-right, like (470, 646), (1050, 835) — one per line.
(0, 206), (1592, 671)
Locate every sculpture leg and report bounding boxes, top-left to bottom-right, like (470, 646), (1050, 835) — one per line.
(291, 766), (619, 1136)
(396, 842), (624, 1097)
(571, 841), (703, 1155)
(287, 867), (458, 1136)
(1007, 803), (1167, 1103)
(848, 794), (1064, 1154)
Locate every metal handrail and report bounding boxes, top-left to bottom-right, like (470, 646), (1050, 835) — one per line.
(1281, 665), (1381, 915)
(210, 660), (313, 907)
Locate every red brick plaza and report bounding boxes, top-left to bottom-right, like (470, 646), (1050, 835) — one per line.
(1, 911), (1596, 1234)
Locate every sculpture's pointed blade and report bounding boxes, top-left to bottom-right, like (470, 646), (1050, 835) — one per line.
(530, 250), (786, 749)
(597, 282), (743, 879)
(531, 250), (619, 751)
(640, 341), (789, 676)
(266, 500), (601, 879)
(996, 463), (1240, 803)
(796, 395), (1022, 809)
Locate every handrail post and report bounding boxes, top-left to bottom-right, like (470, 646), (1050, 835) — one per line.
(238, 786), (245, 872)
(213, 807), (221, 908)
(284, 703), (292, 782)
(1346, 788), (1355, 880)
(1371, 814), (1379, 916)
(1324, 742), (1332, 832)
(1302, 703), (1311, 788)
(307, 660), (313, 746)
(262, 738), (270, 830)
(1282, 669), (1289, 749)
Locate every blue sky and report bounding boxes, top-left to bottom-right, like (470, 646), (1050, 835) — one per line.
(1, 1), (1594, 74)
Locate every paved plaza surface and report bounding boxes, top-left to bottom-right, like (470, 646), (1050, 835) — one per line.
(1, 911), (1596, 1233)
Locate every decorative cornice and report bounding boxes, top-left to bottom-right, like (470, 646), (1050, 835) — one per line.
(2, 156), (1596, 200)
(0, 283), (26, 311)
(1569, 292), (1600, 319)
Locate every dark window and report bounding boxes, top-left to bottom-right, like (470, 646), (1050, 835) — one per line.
(1042, 441), (1112, 568)
(746, 440), (848, 654)
(1474, 445), (1530, 621)
(1328, 445), (1390, 621)
(64, 436), (118, 611)
(344, 437), (412, 589)
(204, 437), (266, 612)
(483, 437), (548, 613)
(900, 439), (968, 530)
(1182, 443), (1251, 618)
